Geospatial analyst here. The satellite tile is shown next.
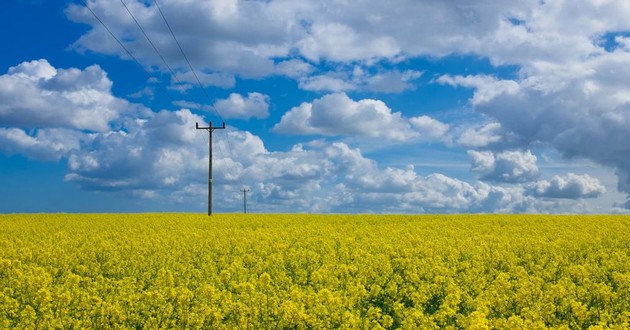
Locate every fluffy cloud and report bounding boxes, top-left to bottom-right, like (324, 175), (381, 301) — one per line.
(274, 93), (449, 142)
(468, 150), (539, 183)
(0, 59), (602, 213)
(446, 47), (630, 206)
(62, 1), (537, 87)
(65, 109), (208, 194)
(409, 116), (450, 141)
(0, 59), (136, 132)
(70, 1), (629, 68)
(212, 93), (270, 120)
(0, 128), (89, 161)
(298, 69), (422, 93)
(67, 0), (282, 78)
(63, 115), (539, 213)
(531, 173), (606, 199)
(0, 59), (144, 161)
(421, 2), (630, 207)
(457, 123), (504, 148)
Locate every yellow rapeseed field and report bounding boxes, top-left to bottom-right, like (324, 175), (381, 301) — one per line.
(0, 214), (629, 329)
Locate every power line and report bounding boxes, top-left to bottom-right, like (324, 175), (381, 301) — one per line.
(152, 0), (219, 118)
(117, 0), (229, 162)
(119, 0), (185, 87)
(81, 0), (188, 112)
(79, 0), (145, 73)
(152, 0), (238, 159)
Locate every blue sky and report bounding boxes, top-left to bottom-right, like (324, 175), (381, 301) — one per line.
(1, 0), (630, 213)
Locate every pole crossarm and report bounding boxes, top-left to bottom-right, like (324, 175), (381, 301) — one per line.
(196, 121), (226, 131)
(196, 121), (225, 216)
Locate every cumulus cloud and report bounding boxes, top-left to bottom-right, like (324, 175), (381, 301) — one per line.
(273, 93), (449, 142)
(65, 109), (208, 194)
(447, 47), (630, 206)
(64, 0), (528, 87)
(362, 70), (423, 93)
(457, 123), (504, 148)
(531, 173), (606, 199)
(275, 59), (315, 79)
(298, 74), (355, 92)
(66, 121), (541, 213)
(468, 150), (539, 183)
(71, 0), (624, 68)
(67, 0), (282, 78)
(409, 116), (450, 140)
(0, 59), (145, 161)
(10, 0), (630, 211)
(437, 75), (519, 106)
(0, 59), (136, 132)
(0, 128), (89, 161)
(298, 68), (422, 93)
(212, 92), (270, 120)
(0, 58), (599, 213)
(415, 1), (630, 206)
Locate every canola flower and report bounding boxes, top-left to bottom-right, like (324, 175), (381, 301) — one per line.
(0, 214), (629, 329)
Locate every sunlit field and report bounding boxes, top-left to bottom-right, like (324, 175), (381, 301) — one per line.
(1, 214), (628, 329)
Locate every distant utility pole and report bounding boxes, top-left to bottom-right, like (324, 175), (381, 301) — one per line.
(240, 188), (250, 214)
(196, 121), (225, 216)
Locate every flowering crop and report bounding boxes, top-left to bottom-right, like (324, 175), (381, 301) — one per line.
(0, 214), (629, 329)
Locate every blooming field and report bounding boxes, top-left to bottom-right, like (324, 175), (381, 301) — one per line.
(0, 214), (629, 329)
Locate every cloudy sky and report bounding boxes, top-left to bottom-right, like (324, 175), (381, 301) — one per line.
(1, 0), (629, 213)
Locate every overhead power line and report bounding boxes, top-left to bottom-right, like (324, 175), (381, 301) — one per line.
(79, 0), (178, 103)
(152, 0), (219, 116)
(80, 0), (144, 71)
(120, 0), (185, 87)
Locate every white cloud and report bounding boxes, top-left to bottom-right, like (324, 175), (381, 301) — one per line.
(275, 59), (315, 79)
(50, 105), (541, 213)
(0, 60), (147, 161)
(0, 128), (89, 161)
(67, 0), (283, 77)
(172, 100), (205, 110)
(531, 173), (606, 199)
(65, 109), (208, 193)
(363, 70), (422, 93)
(450, 48), (630, 205)
(298, 74), (356, 92)
(437, 75), (519, 105)
(457, 122), (503, 148)
(212, 92), (270, 120)
(273, 93), (448, 142)
(65, 1), (630, 78)
(468, 150), (539, 183)
(0, 59), (137, 132)
(298, 68), (422, 93)
(297, 22), (400, 62)
(409, 116), (449, 140)
(11, 0), (630, 211)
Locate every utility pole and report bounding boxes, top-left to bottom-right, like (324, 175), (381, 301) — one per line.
(240, 188), (250, 214)
(196, 121), (225, 216)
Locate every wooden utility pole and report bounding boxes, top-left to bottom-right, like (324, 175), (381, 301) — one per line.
(196, 121), (225, 216)
(240, 188), (250, 214)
